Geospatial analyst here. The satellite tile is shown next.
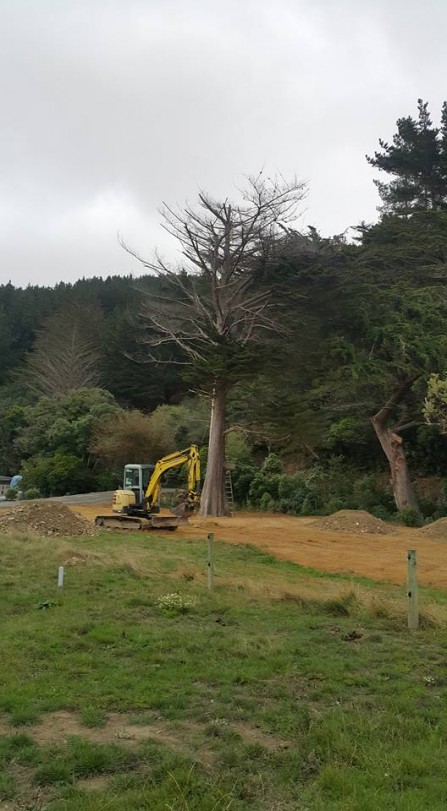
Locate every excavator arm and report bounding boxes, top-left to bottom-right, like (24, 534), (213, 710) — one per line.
(144, 444), (201, 511)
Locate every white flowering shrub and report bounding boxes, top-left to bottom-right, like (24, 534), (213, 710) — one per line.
(156, 592), (197, 616)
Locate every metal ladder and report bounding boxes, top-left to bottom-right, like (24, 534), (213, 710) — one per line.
(225, 470), (235, 516)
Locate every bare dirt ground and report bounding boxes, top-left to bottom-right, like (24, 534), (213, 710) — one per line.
(69, 504), (447, 589)
(0, 711), (288, 772)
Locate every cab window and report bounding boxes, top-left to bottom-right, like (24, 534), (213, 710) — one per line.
(124, 469), (140, 489)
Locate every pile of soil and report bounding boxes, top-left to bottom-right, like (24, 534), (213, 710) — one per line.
(417, 518), (447, 541)
(0, 502), (97, 537)
(310, 509), (395, 536)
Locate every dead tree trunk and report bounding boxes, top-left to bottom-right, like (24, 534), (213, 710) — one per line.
(371, 376), (420, 513)
(199, 381), (230, 517)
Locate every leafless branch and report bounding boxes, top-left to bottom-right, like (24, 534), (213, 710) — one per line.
(123, 174), (306, 375)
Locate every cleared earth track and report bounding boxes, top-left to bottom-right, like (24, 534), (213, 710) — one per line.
(69, 503), (447, 589)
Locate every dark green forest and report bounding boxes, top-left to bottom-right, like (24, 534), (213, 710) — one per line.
(3, 99), (447, 523)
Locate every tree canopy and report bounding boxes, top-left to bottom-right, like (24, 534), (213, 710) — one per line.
(367, 99), (447, 213)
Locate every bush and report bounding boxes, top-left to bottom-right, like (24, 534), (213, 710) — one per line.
(231, 464), (257, 504)
(258, 492), (276, 512)
(323, 497), (347, 515)
(4, 488), (17, 501)
(261, 453), (282, 475)
(277, 472), (309, 514)
(370, 504), (393, 521)
(21, 451), (99, 497)
(248, 472), (282, 508)
(234, 450), (400, 519)
(226, 431), (253, 467)
(351, 473), (395, 514)
(23, 488), (41, 500)
(395, 507), (423, 528)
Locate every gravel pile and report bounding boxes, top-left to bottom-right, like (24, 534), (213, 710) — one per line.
(0, 502), (97, 537)
(416, 518), (447, 541)
(310, 509), (395, 535)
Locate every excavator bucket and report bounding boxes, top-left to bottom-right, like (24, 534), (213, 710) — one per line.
(170, 502), (195, 522)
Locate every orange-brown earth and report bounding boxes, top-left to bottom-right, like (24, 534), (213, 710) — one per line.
(70, 504), (447, 589)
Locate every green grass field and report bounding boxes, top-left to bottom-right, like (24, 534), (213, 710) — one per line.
(1, 530), (447, 810)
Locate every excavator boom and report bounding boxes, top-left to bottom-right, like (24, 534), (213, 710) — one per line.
(145, 445), (200, 511)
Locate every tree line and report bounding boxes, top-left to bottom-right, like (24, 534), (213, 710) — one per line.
(3, 99), (447, 520)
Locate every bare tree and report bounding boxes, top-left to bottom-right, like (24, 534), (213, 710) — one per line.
(25, 303), (102, 396)
(125, 175), (306, 516)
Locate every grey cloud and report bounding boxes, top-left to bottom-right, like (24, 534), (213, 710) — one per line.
(1, 0), (446, 285)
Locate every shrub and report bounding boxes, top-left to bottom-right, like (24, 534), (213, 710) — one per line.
(370, 504), (393, 521)
(277, 472), (309, 514)
(248, 472), (282, 507)
(4, 488), (17, 501)
(21, 451), (98, 497)
(395, 507), (423, 528)
(261, 453), (282, 475)
(351, 473), (395, 513)
(231, 464), (257, 504)
(323, 497), (347, 515)
(23, 488), (41, 500)
(258, 492), (276, 512)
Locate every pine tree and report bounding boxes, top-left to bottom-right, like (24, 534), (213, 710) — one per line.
(367, 99), (447, 213)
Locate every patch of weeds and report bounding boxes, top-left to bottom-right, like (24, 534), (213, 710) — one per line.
(126, 713), (154, 726)
(0, 771), (17, 801)
(368, 595), (395, 620)
(109, 771), (145, 792)
(119, 563), (143, 578)
(157, 592), (197, 616)
(277, 590), (315, 610)
(205, 721), (240, 742)
(67, 737), (138, 777)
(34, 738), (138, 787)
(9, 706), (41, 726)
(323, 588), (360, 616)
(231, 544), (280, 565)
(125, 596), (151, 608)
(419, 607), (443, 629)
(0, 733), (37, 765)
(368, 632), (384, 643)
(34, 758), (74, 786)
(79, 707), (107, 728)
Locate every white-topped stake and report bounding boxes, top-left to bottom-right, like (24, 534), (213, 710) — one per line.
(57, 566), (64, 588)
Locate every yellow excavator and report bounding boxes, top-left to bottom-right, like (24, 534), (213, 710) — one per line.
(95, 445), (201, 531)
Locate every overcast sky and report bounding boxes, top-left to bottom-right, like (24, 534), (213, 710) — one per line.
(1, 0), (447, 287)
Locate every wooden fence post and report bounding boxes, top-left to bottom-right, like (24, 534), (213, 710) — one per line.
(407, 550), (418, 630)
(207, 532), (214, 590)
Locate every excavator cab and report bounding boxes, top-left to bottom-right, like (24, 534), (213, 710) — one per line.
(123, 464), (155, 507)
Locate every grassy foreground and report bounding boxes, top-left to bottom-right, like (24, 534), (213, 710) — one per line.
(1, 530), (447, 810)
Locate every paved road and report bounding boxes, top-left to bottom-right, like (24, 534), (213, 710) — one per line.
(0, 491), (114, 509)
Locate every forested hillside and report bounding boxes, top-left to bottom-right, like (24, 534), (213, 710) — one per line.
(3, 100), (447, 522)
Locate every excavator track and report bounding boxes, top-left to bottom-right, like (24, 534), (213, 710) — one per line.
(95, 515), (179, 531)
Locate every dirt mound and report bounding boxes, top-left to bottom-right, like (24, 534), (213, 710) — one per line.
(310, 509), (395, 536)
(417, 518), (447, 540)
(0, 502), (97, 537)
